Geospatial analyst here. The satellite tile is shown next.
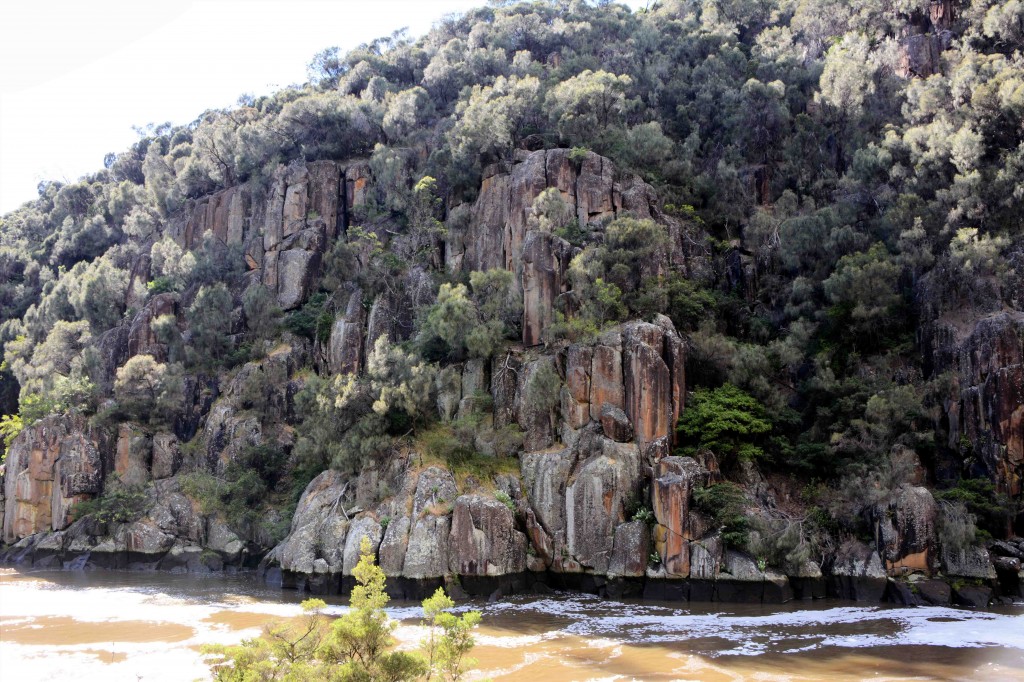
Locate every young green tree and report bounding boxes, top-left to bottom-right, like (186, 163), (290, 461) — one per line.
(676, 384), (771, 466)
(420, 588), (481, 682)
(113, 354), (184, 424)
(186, 283), (233, 368)
(321, 537), (426, 680)
(204, 537), (479, 681)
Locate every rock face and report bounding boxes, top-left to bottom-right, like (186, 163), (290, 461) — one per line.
(559, 320), (686, 450)
(652, 457), (708, 577)
(521, 231), (575, 346)
(830, 540), (889, 602)
(923, 311), (1024, 530)
(176, 159), (370, 313)
(183, 186), (249, 249)
(872, 485), (937, 574)
(565, 433), (643, 573)
(456, 149), (657, 278)
(127, 293), (178, 362)
(449, 494), (526, 576)
(451, 148), (666, 346)
(329, 290), (366, 375)
(2, 415), (103, 544)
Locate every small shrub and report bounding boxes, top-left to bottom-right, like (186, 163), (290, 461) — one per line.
(676, 384), (771, 467)
(632, 506), (656, 525)
(494, 490), (515, 512)
(72, 477), (150, 524)
(693, 482), (750, 548)
(146, 277), (176, 295)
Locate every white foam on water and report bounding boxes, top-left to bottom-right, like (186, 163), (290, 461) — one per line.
(3, 570), (1023, 681)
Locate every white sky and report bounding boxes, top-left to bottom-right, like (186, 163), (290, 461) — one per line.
(0, 0), (644, 215)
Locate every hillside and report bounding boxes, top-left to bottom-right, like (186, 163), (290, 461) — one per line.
(0, 0), (1021, 605)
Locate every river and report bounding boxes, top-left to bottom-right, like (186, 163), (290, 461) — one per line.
(2, 568), (1024, 681)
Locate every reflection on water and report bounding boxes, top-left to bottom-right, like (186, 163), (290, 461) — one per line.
(2, 567), (1023, 681)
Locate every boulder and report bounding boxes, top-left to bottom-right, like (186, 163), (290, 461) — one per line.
(404, 514), (452, 579)
(600, 405), (633, 443)
(873, 484), (937, 574)
(652, 456), (707, 577)
(3, 414), (103, 543)
(690, 535), (723, 580)
(148, 479), (204, 544)
(328, 290), (365, 375)
(520, 447), (573, 540)
(276, 249), (320, 310)
(412, 467), (458, 519)
(449, 494), (526, 576)
(942, 545), (996, 579)
(378, 516), (411, 577)
(272, 470), (351, 575)
(206, 519), (245, 564)
(342, 517), (383, 574)
(916, 578), (952, 606)
(830, 540), (888, 601)
(565, 433), (642, 573)
(953, 584), (992, 608)
(608, 520), (649, 577)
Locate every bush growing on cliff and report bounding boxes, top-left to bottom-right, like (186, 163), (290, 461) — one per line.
(417, 269), (520, 361)
(72, 475), (150, 525)
(0, 413), (22, 462)
(186, 283), (234, 368)
(676, 384), (771, 468)
(693, 482), (750, 549)
(112, 354), (184, 424)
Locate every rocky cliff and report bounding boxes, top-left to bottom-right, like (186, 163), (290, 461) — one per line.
(3, 147), (1021, 607)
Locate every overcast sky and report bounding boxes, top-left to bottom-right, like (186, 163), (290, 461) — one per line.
(0, 0), (644, 215)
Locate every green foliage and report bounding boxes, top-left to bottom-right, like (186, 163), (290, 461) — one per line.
(181, 442), (290, 541)
(564, 217), (673, 334)
(631, 506), (655, 525)
(494, 490), (515, 512)
(420, 587), (481, 682)
(693, 482), (750, 549)
(146, 277), (175, 295)
(242, 284), (282, 343)
(418, 269), (520, 361)
(676, 384), (771, 466)
(936, 478), (1017, 538)
(420, 421), (522, 479)
(205, 541), (479, 681)
(186, 283), (234, 368)
(72, 476), (150, 525)
(284, 292), (333, 344)
(112, 354), (184, 425)
(293, 337), (436, 476)
(0, 413), (23, 462)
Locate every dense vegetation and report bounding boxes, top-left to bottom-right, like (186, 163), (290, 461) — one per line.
(1, 0), (1021, 555)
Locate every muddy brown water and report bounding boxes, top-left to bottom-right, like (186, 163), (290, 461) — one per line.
(2, 568), (1023, 681)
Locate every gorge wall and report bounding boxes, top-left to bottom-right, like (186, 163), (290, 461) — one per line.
(2, 149), (1022, 607)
